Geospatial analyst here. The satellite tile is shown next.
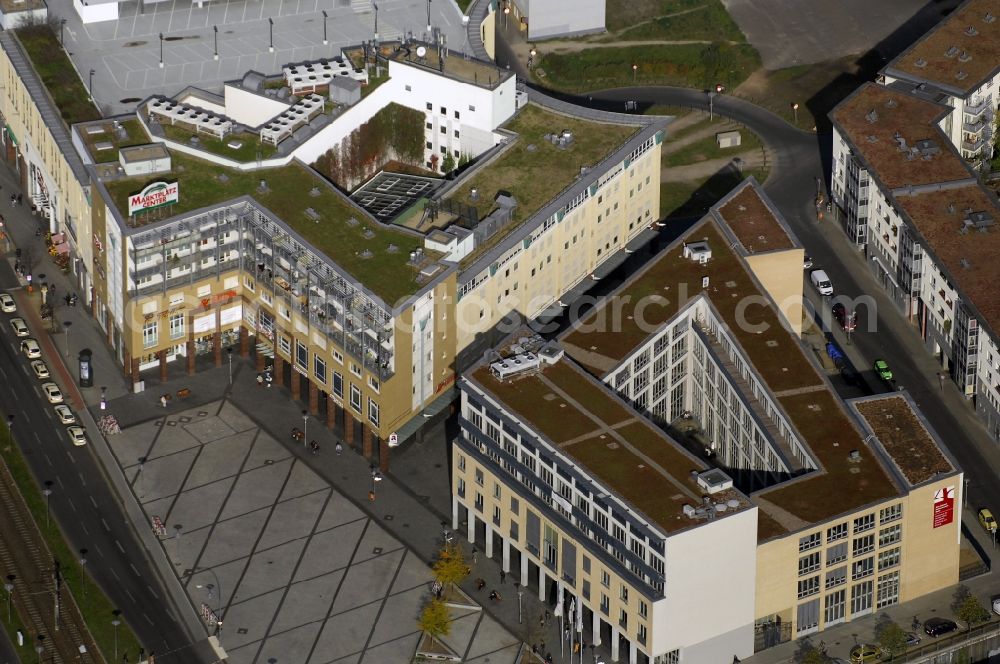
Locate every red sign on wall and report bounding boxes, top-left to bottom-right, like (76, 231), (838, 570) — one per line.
(933, 485), (955, 529)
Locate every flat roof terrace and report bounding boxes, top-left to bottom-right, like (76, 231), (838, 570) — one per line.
(884, 0), (1000, 96)
(470, 359), (749, 534)
(448, 103), (639, 268)
(562, 222), (821, 393)
(715, 180), (795, 254)
(831, 83), (974, 190)
(374, 43), (513, 89)
(895, 183), (1000, 334)
(99, 150), (432, 304)
(853, 395), (954, 487)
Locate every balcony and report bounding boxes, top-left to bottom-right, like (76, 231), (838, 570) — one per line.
(962, 136), (986, 153)
(963, 119), (986, 133)
(965, 97), (990, 116)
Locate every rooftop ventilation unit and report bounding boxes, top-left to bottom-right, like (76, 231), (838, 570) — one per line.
(489, 352), (541, 380)
(956, 70), (968, 80)
(985, 12), (996, 23)
(886, 98), (898, 109)
(945, 45), (960, 58)
(959, 51), (972, 62)
(865, 109), (879, 123)
(966, 25), (979, 36)
(893, 132), (907, 150)
(696, 468), (734, 494)
(683, 241), (712, 264)
(914, 58), (928, 68)
(961, 210), (995, 234)
(960, 258), (972, 269)
(537, 342), (564, 365)
(915, 139), (940, 156)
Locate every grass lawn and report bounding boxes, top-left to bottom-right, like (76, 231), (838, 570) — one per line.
(538, 43), (760, 94)
(606, 0), (746, 42)
(448, 103), (637, 266)
(104, 153), (426, 304)
(361, 71), (390, 98)
(663, 119), (765, 167)
(80, 118), (148, 164)
(16, 27), (101, 125)
(659, 166), (769, 219)
(160, 124), (278, 162)
(455, 0), (473, 12)
(0, 426), (142, 660)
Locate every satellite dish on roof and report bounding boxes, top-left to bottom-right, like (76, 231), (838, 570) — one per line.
(416, 46), (427, 58)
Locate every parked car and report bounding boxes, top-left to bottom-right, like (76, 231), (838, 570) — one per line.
(66, 426), (87, 447)
(803, 255), (814, 270)
(874, 359), (893, 383)
(53, 405), (76, 425)
(41, 382), (63, 404)
(850, 643), (882, 662)
(30, 360), (49, 379)
(905, 632), (921, 647)
(979, 507), (997, 533)
(0, 293), (16, 313)
(923, 617), (958, 637)
(9, 317), (28, 337)
(20, 338), (40, 359)
(992, 597), (1000, 616)
(810, 269), (834, 296)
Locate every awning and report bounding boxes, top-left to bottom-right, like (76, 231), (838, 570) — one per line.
(54, 242), (70, 255)
(3, 125), (17, 147)
(51, 233), (65, 244)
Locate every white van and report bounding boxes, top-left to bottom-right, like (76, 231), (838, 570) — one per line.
(810, 269), (833, 296)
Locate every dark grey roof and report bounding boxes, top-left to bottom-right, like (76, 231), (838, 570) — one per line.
(0, 33), (91, 186)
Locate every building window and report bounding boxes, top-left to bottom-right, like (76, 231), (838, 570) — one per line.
(426, 102), (432, 110)
(454, 110), (460, 119)
(878, 524), (901, 547)
(824, 589), (846, 624)
(475, 468), (484, 486)
(493, 483), (501, 499)
(876, 571), (900, 608)
(333, 371), (343, 398)
(278, 336), (291, 356)
(852, 534), (875, 557)
(456, 478), (465, 498)
(851, 580), (874, 615)
(314, 357), (327, 383)
(142, 321), (158, 348)
(620, 585), (629, 602)
(475, 492), (484, 512)
(638, 600), (647, 619)
(619, 609), (628, 629)
(350, 363), (362, 378)
(542, 524), (558, 569)
(852, 557), (874, 580)
(601, 571), (610, 588)
(368, 376), (380, 393)
(878, 547), (900, 571)
(468, 104), (476, 112)
(493, 505), (501, 526)
(510, 497), (519, 515)
(797, 598), (820, 632)
(583, 580), (590, 600)
(797, 576), (820, 599)
(440, 106), (446, 114)
(600, 595), (609, 615)
(880, 504), (902, 524)
(332, 349), (343, 364)
(799, 532), (821, 551)
(825, 566), (847, 589)
(368, 398), (379, 427)
(296, 341), (308, 370)
(510, 521), (519, 542)
(854, 514), (875, 533)
(827, 542), (848, 566)
(458, 455), (465, 471)
(827, 523), (848, 542)
(169, 313), (185, 339)
(799, 552), (821, 576)
(350, 384), (362, 412)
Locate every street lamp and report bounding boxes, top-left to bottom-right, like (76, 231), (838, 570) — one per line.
(708, 87), (719, 121)
(528, 46), (536, 68)
(111, 610), (121, 661)
(268, 18), (274, 53)
(4, 574), (14, 622)
(63, 320), (72, 356)
(322, 10), (328, 45)
(632, 63), (637, 82)
(302, 410), (308, 450)
(100, 386), (107, 411)
(196, 569), (224, 645)
(60, 18), (66, 46)
(369, 464), (382, 501)
(213, 25), (218, 61)
(227, 347), (233, 385)
(78, 549), (88, 599)
(426, 0), (432, 33)
(7, 414), (13, 445)
(791, 102), (800, 124)
(503, 4), (510, 29)
(514, 581), (522, 623)
(42, 480), (53, 529)
(34, 635), (43, 664)
(88, 69), (95, 102)
(159, 32), (164, 68)
(374, 3), (379, 41)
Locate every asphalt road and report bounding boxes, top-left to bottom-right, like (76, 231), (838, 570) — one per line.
(0, 259), (213, 663)
(497, 31), (1000, 533)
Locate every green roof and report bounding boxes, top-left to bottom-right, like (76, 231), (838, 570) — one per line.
(102, 151), (432, 304)
(448, 103), (639, 267)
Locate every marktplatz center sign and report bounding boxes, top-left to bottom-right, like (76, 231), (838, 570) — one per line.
(129, 181), (179, 216)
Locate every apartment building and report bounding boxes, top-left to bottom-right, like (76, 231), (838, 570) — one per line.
(503, 0), (606, 40)
(831, 80), (1000, 440)
(879, 0), (1000, 169)
(452, 181), (961, 663)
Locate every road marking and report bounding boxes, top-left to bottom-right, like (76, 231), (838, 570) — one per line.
(90, 496), (98, 508)
(144, 612), (154, 626)
(81, 522), (89, 535)
(125, 588), (136, 603)
(79, 472), (86, 486)
(130, 563), (140, 576)
(67, 499), (76, 513)
(147, 585), (159, 599)
(56, 476), (65, 489)
(109, 567), (119, 580)
(101, 518), (111, 531)
(43, 452), (52, 466)
(116, 539), (125, 553)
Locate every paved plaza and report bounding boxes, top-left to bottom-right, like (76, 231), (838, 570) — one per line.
(108, 397), (522, 664)
(52, 0), (471, 115)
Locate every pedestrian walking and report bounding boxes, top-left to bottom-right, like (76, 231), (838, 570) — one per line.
(472, 546), (478, 564)
(488, 589), (501, 601)
(160, 394), (168, 408)
(938, 372), (945, 390)
(335, 441), (343, 455)
(540, 613), (546, 628)
(476, 578), (486, 591)
(500, 569), (506, 584)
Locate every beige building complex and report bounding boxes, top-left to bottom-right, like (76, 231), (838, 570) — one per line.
(0, 30), (663, 466)
(452, 180), (962, 663)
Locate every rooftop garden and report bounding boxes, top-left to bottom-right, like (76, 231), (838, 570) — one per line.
(159, 124), (279, 163)
(102, 151), (427, 304)
(449, 104), (637, 266)
(80, 118), (148, 164)
(16, 25), (101, 125)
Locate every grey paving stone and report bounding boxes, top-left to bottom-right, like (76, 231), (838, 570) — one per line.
(352, 520), (407, 565)
(198, 508), (272, 569)
(216, 401), (259, 433)
(368, 584), (426, 646)
(312, 602), (381, 662)
(137, 446), (201, 500)
(243, 433), (293, 470)
(268, 569), (345, 635)
(293, 519), (367, 583)
(313, 490), (366, 531)
(388, 548), (435, 596)
(277, 461), (331, 502)
(440, 611), (483, 659)
(221, 586), (287, 651)
(238, 538), (308, 598)
(330, 549), (405, 615)
(355, 632), (421, 664)
(166, 476), (236, 533)
(184, 416), (238, 444)
(257, 489), (329, 551)
(218, 458), (295, 521)
(184, 429), (256, 487)
(252, 622), (324, 664)
(465, 613), (523, 660)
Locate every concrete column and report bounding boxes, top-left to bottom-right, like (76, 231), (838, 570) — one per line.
(611, 627), (620, 662)
(344, 410), (355, 447)
(362, 424), (373, 458)
(186, 339), (196, 375)
(452, 495), (460, 530)
(485, 524), (494, 559)
(308, 380), (319, 416)
(502, 538), (511, 573)
(123, 348), (131, 378)
(378, 437), (389, 472)
(628, 639), (637, 664)
(592, 612), (602, 647)
(213, 329), (222, 367)
(326, 396), (336, 429)
(467, 511), (475, 543)
(158, 349), (168, 383)
(130, 357), (140, 384)
(273, 354), (284, 387)
(520, 551), (529, 586)
(239, 326), (249, 357)
(255, 348), (265, 372)
(290, 366), (301, 400)
(538, 566), (546, 601)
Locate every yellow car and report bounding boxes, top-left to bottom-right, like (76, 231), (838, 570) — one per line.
(979, 508), (997, 534)
(850, 644), (883, 663)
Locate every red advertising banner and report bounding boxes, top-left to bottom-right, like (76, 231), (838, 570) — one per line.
(933, 486), (955, 529)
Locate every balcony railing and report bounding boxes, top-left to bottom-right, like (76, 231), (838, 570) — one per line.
(965, 97), (990, 116)
(963, 136), (986, 152)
